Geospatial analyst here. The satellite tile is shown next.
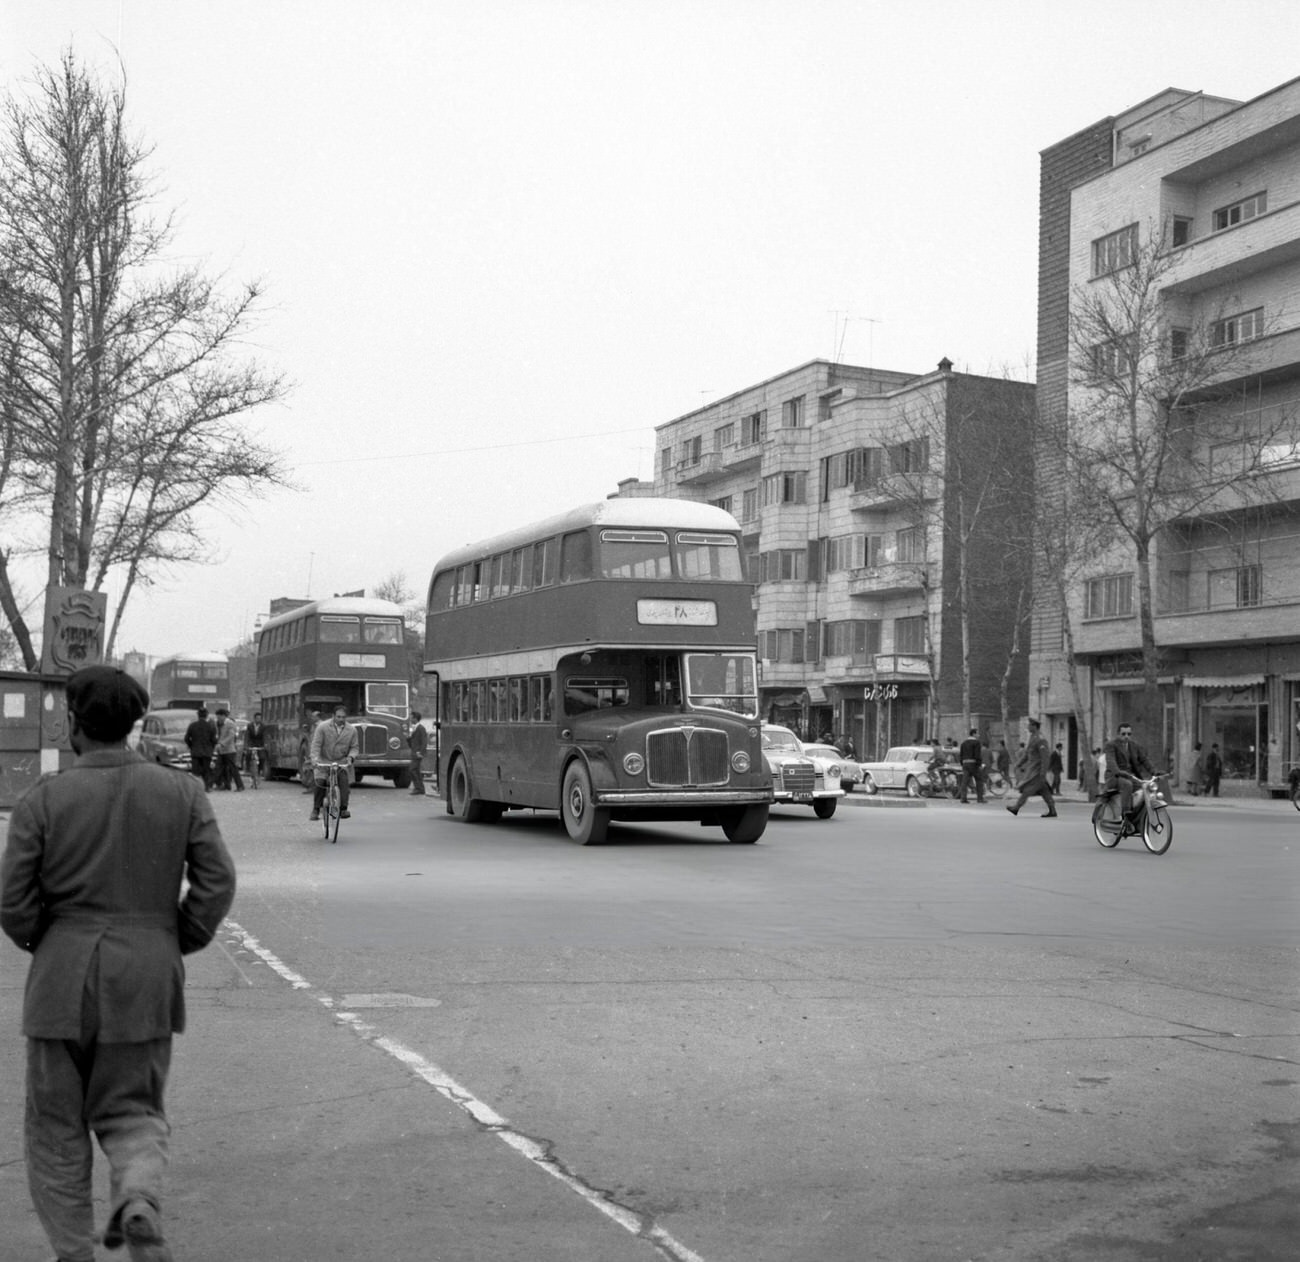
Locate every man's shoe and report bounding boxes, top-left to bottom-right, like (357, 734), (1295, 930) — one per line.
(309, 810), (320, 821)
(340, 810), (351, 819)
(1005, 805), (1019, 816)
(122, 1198), (174, 1262)
(1042, 811), (1058, 818)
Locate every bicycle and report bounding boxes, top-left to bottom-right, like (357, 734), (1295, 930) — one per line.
(983, 769), (1009, 800)
(1091, 771), (1173, 855)
(244, 745), (266, 789)
(318, 762), (347, 843)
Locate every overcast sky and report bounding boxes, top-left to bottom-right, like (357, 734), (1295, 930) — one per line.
(4, 0), (1299, 663)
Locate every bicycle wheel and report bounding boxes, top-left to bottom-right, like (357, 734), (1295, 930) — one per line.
(985, 771), (1007, 799)
(1141, 803), (1173, 855)
(329, 775), (343, 843)
(249, 753), (260, 789)
(1092, 796), (1123, 847)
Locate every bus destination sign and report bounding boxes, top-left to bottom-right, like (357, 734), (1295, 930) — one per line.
(636, 599), (718, 627)
(338, 653), (387, 669)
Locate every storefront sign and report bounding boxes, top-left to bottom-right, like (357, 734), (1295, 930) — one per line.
(40, 588), (107, 675)
(863, 683), (899, 701)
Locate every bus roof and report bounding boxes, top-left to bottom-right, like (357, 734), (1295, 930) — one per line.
(432, 498), (742, 574)
(260, 596), (407, 634)
(153, 651), (229, 665)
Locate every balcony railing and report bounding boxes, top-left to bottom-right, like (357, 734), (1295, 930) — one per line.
(674, 451), (728, 485)
(848, 561), (930, 598)
(849, 473), (938, 513)
(1164, 199), (1300, 297)
(872, 653), (932, 678)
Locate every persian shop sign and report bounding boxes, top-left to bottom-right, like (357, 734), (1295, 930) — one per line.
(40, 588), (108, 674)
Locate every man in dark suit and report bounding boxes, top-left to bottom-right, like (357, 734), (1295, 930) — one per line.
(407, 710), (429, 796)
(183, 705), (216, 790)
(1103, 721), (1154, 817)
(958, 727), (985, 803)
(1, 666), (236, 1262)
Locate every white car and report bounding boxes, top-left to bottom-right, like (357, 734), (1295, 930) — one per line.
(761, 725), (843, 818)
(858, 745), (938, 797)
(801, 742), (864, 792)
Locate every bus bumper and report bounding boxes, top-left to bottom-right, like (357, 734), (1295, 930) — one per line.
(593, 788), (772, 807)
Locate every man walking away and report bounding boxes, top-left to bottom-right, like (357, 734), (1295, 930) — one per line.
(958, 728), (985, 803)
(1049, 743), (1064, 794)
(1204, 743), (1223, 796)
(408, 711), (428, 795)
(310, 704), (358, 820)
(1007, 718), (1057, 817)
(1, 666), (236, 1262)
(184, 706), (216, 790)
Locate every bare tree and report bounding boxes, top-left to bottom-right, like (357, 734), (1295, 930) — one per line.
(1061, 221), (1293, 748)
(373, 571), (426, 696)
(0, 51), (288, 668)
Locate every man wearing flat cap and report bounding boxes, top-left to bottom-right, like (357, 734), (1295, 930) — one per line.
(1, 665), (236, 1262)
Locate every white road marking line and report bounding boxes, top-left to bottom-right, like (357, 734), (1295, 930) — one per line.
(221, 920), (707, 1262)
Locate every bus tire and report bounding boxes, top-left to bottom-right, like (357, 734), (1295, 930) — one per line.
(449, 757), (496, 823)
(561, 762), (609, 845)
(720, 804), (767, 843)
(392, 769), (412, 789)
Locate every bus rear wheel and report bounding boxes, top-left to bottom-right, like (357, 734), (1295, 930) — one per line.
(720, 804), (767, 843)
(449, 757), (499, 823)
(561, 762), (609, 845)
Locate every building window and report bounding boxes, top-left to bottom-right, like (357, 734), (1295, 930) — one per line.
(659, 447), (672, 477)
(825, 618), (882, 662)
(1211, 307), (1263, 348)
(762, 471), (807, 506)
(759, 550), (806, 582)
(1212, 191), (1266, 232)
(782, 395), (804, 428)
(741, 410), (766, 445)
(895, 526), (926, 564)
(1171, 216), (1192, 247)
(680, 435), (702, 466)
(713, 422), (734, 450)
(1091, 224), (1138, 276)
(709, 495), (733, 515)
(805, 619), (822, 663)
(1170, 328), (1189, 361)
(893, 615), (926, 655)
(1091, 336), (1134, 378)
(889, 437), (929, 474)
(741, 488), (759, 523)
(1084, 573), (1134, 620)
(1208, 565), (1262, 609)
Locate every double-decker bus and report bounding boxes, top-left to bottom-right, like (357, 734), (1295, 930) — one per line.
(149, 652), (230, 711)
(254, 596), (412, 786)
(425, 499), (771, 843)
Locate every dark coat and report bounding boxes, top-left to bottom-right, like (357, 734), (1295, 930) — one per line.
(1102, 736), (1153, 795)
(185, 714), (217, 758)
(1017, 734), (1050, 789)
(408, 723), (429, 757)
(1, 749), (236, 1041)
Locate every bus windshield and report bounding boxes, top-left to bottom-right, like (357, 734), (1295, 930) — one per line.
(599, 530), (672, 580)
(684, 652), (758, 717)
(366, 681), (409, 718)
(675, 533), (743, 581)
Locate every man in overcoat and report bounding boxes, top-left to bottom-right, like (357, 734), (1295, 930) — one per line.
(407, 710), (429, 795)
(1006, 717), (1058, 817)
(1, 666), (236, 1262)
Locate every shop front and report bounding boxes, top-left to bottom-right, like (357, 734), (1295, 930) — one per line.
(1189, 676), (1269, 788)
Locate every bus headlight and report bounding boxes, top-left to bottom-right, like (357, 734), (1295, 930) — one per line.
(388, 736), (401, 750)
(623, 752), (645, 776)
(731, 751), (750, 773)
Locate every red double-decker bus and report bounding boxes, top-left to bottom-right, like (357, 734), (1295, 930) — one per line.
(425, 499), (771, 843)
(255, 596), (412, 786)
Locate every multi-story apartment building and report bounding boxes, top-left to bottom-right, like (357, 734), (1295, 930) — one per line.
(1032, 79), (1300, 795)
(632, 359), (1035, 757)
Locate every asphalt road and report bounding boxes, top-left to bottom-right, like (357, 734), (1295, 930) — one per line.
(2, 783), (1298, 1261)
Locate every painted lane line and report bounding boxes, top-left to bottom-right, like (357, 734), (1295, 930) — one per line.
(221, 920), (708, 1262)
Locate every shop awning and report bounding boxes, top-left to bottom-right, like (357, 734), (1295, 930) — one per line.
(806, 685), (827, 704)
(1186, 674), (1266, 687)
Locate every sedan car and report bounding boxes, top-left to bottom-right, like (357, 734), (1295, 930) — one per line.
(858, 744), (938, 797)
(801, 742), (864, 792)
(761, 724), (843, 818)
(137, 708), (197, 769)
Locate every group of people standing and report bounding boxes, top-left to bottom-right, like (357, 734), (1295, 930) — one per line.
(182, 705), (251, 791)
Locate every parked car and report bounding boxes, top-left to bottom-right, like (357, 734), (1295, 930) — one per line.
(859, 744), (939, 797)
(801, 741), (864, 792)
(137, 708), (197, 769)
(761, 724), (843, 818)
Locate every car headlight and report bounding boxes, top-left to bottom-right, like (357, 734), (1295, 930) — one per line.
(389, 736), (402, 750)
(731, 750), (750, 772)
(623, 752), (645, 775)
(829, 763), (841, 778)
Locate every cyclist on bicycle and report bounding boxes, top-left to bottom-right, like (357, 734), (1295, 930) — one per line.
(309, 705), (358, 822)
(244, 711), (268, 779)
(1102, 722), (1153, 819)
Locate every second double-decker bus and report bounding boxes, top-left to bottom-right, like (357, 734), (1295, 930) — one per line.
(150, 652), (230, 711)
(254, 596), (413, 787)
(425, 498), (771, 843)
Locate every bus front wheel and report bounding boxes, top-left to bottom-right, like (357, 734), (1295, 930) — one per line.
(561, 762), (609, 845)
(449, 758), (498, 823)
(720, 804), (767, 843)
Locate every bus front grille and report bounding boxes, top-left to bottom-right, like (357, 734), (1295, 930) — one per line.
(646, 727), (730, 787)
(356, 724), (390, 757)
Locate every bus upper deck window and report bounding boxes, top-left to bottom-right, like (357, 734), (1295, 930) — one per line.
(599, 529), (671, 579)
(560, 531), (592, 583)
(320, 617), (360, 644)
(675, 533), (743, 581)
(364, 619), (402, 644)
